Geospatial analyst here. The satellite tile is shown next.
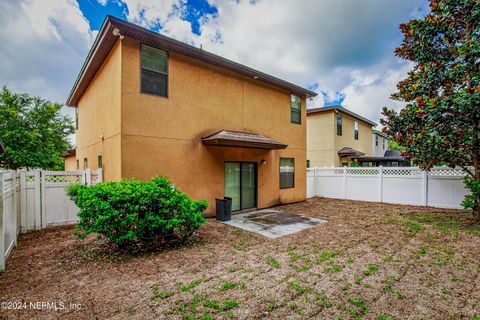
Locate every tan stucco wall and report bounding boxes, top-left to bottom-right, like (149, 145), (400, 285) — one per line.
(372, 133), (389, 156)
(114, 37), (306, 215)
(334, 111), (373, 166)
(74, 41), (122, 181)
(307, 110), (373, 167)
(64, 154), (76, 171)
(307, 112), (336, 167)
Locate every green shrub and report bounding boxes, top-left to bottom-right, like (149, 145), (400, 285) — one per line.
(67, 176), (207, 246)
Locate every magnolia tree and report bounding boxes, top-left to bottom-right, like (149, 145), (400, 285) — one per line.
(381, 0), (480, 220)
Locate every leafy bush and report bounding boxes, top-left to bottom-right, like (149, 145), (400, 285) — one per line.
(462, 176), (480, 217)
(67, 176), (207, 246)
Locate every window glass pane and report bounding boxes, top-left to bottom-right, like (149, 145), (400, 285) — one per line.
(290, 94), (301, 124)
(141, 69), (167, 97)
(224, 163), (241, 211)
(98, 155), (103, 169)
(291, 94), (301, 110)
(241, 163), (256, 209)
(280, 158), (294, 188)
(141, 45), (167, 73)
(291, 109), (301, 124)
(337, 114), (342, 135)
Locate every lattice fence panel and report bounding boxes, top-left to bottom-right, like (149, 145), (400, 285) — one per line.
(347, 168), (379, 175)
(383, 168), (422, 176)
(429, 168), (467, 176)
(44, 174), (82, 184)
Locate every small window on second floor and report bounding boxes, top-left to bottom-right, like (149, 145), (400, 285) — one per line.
(141, 44), (168, 97)
(337, 113), (342, 136)
(83, 158), (88, 169)
(354, 121), (359, 140)
(76, 159), (79, 170)
(98, 155), (103, 169)
(306, 160), (310, 168)
(75, 108), (79, 130)
(291, 94), (301, 124)
(375, 135), (379, 146)
(382, 139), (385, 150)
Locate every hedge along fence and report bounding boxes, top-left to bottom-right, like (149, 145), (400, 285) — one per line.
(307, 166), (469, 209)
(0, 169), (102, 271)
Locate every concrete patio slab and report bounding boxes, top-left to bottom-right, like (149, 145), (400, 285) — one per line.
(221, 209), (327, 238)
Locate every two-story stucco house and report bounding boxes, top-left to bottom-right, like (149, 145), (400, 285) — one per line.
(306, 106), (377, 167)
(372, 129), (390, 156)
(64, 16), (317, 216)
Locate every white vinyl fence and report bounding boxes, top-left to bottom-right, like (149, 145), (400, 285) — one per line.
(1, 169), (102, 271)
(307, 167), (469, 209)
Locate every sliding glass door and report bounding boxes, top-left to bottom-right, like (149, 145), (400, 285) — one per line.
(224, 162), (257, 211)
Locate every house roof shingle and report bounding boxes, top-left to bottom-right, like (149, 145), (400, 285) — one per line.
(307, 106), (377, 127)
(202, 130), (287, 150)
(337, 147), (365, 157)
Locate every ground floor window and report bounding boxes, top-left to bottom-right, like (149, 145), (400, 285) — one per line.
(280, 158), (295, 189)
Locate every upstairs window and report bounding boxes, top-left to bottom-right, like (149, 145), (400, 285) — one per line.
(75, 108), (79, 129)
(83, 158), (88, 169)
(98, 155), (103, 169)
(383, 139), (385, 150)
(306, 160), (310, 168)
(141, 44), (168, 97)
(337, 113), (342, 136)
(76, 159), (79, 170)
(291, 94), (301, 124)
(375, 135), (379, 146)
(354, 121), (359, 140)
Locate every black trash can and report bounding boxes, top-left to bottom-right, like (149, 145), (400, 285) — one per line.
(216, 197), (232, 221)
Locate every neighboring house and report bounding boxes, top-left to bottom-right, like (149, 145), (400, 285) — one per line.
(306, 106), (376, 167)
(62, 149), (76, 170)
(66, 16), (317, 216)
(372, 129), (389, 156)
(351, 150), (410, 167)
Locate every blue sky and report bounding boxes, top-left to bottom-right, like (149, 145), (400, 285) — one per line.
(0, 0), (428, 122)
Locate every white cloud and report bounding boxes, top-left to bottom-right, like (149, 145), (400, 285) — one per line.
(0, 0), (428, 128)
(0, 0), (95, 104)
(341, 61), (414, 126)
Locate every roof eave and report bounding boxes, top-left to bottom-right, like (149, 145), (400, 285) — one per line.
(307, 106), (377, 127)
(66, 15), (317, 107)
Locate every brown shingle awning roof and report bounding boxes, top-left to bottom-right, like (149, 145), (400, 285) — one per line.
(62, 149), (76, 157)
(338, 147), (365, 157)
(202, 130), (287, 150)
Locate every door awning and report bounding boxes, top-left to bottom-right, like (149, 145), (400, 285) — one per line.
(202, 130), (287, 150)
(337, 147), (365, 157)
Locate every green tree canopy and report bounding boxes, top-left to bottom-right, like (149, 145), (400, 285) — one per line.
(381, 0), (480, 220)
(0, 86), (74, 170)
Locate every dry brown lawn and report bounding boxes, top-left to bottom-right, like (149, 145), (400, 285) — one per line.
(1, 198), (479, 320)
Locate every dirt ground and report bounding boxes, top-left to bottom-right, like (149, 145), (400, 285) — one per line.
(1, 198), (479, 320)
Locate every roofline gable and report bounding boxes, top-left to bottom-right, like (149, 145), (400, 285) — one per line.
(306, 105), (377, 127)
(66, 15), (317, 107)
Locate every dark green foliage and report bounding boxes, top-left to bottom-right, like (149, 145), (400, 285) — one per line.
(0, 86), (74, 170)
(67, 176), (207, 246)
(381, 0), (480, 220)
